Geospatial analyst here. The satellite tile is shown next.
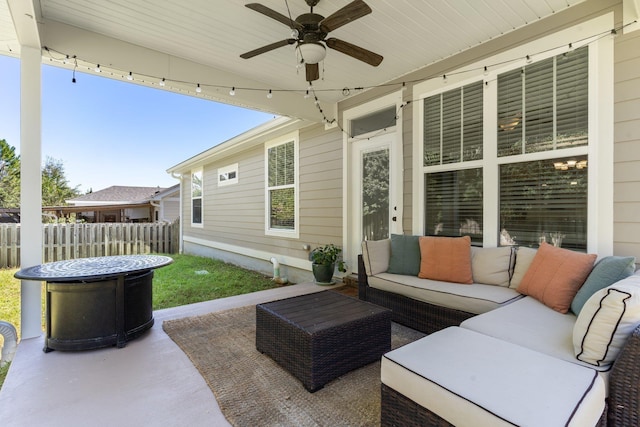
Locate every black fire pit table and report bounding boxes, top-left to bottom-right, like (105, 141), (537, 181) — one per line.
(256, 290), (392, 392)
(15, 254), (173, 352)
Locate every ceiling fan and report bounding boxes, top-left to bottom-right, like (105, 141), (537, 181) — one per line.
(240, 0), (383, 82)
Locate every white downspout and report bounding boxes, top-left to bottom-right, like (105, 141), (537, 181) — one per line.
(270, 257), (288, 284)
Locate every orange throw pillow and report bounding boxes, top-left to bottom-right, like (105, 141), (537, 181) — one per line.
(517, 242), (596, 313)
(418, 236), (473, 284)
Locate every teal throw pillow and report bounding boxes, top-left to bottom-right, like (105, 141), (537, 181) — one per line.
(387, 234), (421, 276)
(571, 256), (637, 315)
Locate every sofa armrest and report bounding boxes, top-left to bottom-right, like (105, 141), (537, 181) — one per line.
(358, 255), (369, 301)
(608, 323), (640, 426)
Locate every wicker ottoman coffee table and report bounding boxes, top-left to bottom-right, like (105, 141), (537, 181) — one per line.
(256, 290), (392, 392)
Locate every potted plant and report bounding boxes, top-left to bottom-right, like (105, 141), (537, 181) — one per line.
(309, 244), (347, 285)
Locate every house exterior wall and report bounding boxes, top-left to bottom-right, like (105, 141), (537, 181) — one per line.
(180, 123), (343, 283)
(340, 0), (636, 257)
(613, 27), (640, 260)
(158, 197), (180, 222)
(178, 0), (640, 280)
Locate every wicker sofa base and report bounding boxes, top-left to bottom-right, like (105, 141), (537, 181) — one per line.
(381, 383), (607, 427)
(357, 255), (475, 334)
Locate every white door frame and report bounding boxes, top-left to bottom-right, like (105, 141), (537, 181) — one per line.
(342, 91), (404, 272)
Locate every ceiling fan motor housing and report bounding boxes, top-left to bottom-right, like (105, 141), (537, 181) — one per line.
(296, 13), (326, 43)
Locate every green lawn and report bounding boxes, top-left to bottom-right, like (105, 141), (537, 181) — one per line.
(0, 253), (286, 390)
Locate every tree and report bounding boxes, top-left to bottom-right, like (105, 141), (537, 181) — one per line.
(42, 157), (81, 206)
(0, 139), (20, 208)
(0, 139), (80, 208)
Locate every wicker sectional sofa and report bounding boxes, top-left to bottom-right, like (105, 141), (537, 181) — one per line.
(358, 236), (640, 426)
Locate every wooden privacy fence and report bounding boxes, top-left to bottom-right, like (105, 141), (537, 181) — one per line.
(0, 220), (179, 269)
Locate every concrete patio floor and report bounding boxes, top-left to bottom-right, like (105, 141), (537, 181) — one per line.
(0, 282), (336, 427)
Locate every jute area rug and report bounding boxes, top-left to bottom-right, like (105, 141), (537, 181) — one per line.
(162, 303), (425, 427)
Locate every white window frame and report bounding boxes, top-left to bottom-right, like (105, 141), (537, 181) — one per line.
(218, 163), (238, 186)
(264, 131), (300, 238)
(191, 168), (203, 227)
(412, 13), (614, 255)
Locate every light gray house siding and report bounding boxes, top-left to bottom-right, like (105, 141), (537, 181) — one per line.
(614, 27), (640, 260)
(179, 122), (343, 282)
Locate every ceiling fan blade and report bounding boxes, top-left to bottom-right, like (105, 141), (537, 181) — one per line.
(240, 39), (296, 59)
(326, 38), (383, 66)
(245, 3), (303, 31)
(319, 0), (372, 33)
(306, 63), (319, 82)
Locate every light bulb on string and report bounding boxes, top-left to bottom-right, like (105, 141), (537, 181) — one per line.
(267, 89), (273, 99)
(127, 72), (133, 81)
(159, 78), (166, 87)
(94, 64), (101, 73)
(229, 87), (235, 96)
(304, 90), (310, 99)
(196, 83), (202, 93)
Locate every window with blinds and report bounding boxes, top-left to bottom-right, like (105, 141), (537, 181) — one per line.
(351, 106), (397, 137)
(424, 81), (483, 166)
(500, 156), (588, 249)
(267, 140), (295, 231)
(497, 46), (588, 156)
(425, 168), (483, 243)
(191, 169), (203, 225)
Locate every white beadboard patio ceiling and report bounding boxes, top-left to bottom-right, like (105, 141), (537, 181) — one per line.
(3, 0), (587, 120)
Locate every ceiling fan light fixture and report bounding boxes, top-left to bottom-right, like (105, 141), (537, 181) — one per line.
(297, 42), (326, 64)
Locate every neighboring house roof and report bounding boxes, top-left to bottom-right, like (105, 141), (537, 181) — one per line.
(150, 184), (180, 201)
(66, 186), (168, 206)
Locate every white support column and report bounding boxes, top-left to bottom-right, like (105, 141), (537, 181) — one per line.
(20, 46), (43, 340)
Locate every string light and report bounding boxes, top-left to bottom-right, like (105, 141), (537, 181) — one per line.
(72, 58), (77, 84)
(41, 20), (634, 139)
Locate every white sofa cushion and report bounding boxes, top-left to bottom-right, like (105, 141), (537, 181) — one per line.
(471, 246), (515, 287)
(573, 274), (640, 367)
(382, 327), (605, 427)
(460, 296), (610, 372)
(368, 273), (522, 314)
(509, 246), (537, 289)
(361, 239), (390, 275)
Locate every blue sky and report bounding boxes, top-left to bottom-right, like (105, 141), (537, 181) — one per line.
(0, 54), (275, 193)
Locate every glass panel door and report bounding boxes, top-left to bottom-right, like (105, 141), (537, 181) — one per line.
(362, 148), (390, 241)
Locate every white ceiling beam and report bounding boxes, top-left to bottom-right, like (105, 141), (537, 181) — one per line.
(38, 19), (329, 122)
(7, 0), (41, 48)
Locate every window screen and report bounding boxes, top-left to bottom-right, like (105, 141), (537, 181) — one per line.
(424, 81), (483, 166)
(497, 46), (588, 156)
(267, 141), (295, 230)
(425, 168), (483, 244)
(500, 156), (588, 250)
